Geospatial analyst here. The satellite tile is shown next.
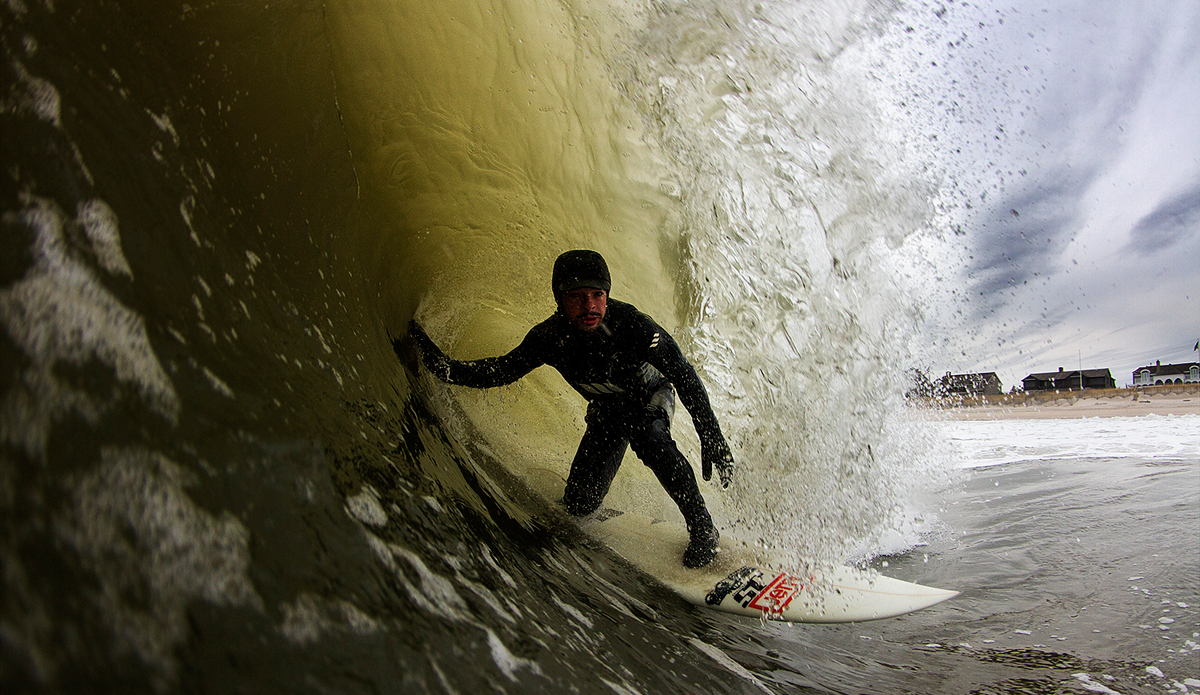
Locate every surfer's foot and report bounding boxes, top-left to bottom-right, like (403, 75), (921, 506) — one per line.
(682, 526), (719, 568)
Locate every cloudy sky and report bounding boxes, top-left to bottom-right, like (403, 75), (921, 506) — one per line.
(890, 0), (1200, 388)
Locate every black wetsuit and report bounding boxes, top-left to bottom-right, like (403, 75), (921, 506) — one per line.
(410, 299), (730, 536)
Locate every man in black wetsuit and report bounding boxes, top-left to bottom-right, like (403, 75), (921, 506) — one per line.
(400, 250), (734, 568)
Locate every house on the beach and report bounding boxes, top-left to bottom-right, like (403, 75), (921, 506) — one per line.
(1132, 360), (1200, 386)
(938, 372), (1003, 397)
(1022, 367), (1116, 392)
(905, 369), (935, 398)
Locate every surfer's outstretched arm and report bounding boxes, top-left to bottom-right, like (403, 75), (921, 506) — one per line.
(400, 320), (543, 388)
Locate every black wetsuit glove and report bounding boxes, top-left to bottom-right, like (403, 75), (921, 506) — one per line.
(398, 321), (451, 380)
(700, 434), (734, 489)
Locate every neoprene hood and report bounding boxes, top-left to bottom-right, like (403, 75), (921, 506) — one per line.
(552, 250), (611, 296)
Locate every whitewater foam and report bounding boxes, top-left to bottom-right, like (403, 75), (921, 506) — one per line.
(944, 414), (1200, 469)
(0, 196), (180, 456)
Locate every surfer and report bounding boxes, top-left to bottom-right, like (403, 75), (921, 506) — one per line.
(399, 250), (735, 568)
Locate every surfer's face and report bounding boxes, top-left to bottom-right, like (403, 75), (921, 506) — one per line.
(561, 287), (607, 332)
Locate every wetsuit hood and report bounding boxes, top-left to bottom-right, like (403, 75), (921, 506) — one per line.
(552, 250), (611, 296)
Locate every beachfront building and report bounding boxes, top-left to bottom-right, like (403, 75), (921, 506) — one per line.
(1132, 360), (1200, 386)
(1022, 367), (1116, 392)
(905, 369), (935, 398)
(937, 372), (1003, 397)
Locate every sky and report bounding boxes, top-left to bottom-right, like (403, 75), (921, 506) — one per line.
(886, 0), (1200, 389)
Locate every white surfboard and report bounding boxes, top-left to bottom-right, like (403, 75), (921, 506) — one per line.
(579, 507), (958, 623)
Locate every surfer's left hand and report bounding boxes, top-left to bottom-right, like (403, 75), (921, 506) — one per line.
(702, 443), (734, 489)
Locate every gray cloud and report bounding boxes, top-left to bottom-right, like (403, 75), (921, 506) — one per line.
(1125, 180), (1200, 254)
(899, 0), (1200, 387)
(936, 1), (1186, 311)
(967, 165), (1096, 297)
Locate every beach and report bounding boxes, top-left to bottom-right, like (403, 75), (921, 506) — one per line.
(934, 385), (1200, 420)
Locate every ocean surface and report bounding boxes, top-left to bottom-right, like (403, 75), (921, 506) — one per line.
(2, 0), (1198, 692)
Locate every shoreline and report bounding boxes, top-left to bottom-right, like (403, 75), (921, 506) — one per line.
(923, 385), (1200, 421)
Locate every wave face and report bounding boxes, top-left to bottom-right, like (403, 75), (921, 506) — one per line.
(3, 0), (948, 691)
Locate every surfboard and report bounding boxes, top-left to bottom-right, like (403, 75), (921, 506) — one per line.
(579, 507), (958, 623)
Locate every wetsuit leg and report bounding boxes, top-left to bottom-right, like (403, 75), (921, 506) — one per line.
(627, 387), (714, 535)
(560, 403), (629, 516)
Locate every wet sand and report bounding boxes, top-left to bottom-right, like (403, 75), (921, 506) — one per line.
(935, 389), (1200, 420)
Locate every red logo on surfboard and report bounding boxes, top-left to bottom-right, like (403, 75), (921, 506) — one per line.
(748, 572), (803, 612)
(706, 567), (807, 614)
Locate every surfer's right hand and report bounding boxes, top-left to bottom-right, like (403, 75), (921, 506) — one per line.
(393, 321), (430, 373)
(407, 321), (438, 354)
(402, 320), (453, 380)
